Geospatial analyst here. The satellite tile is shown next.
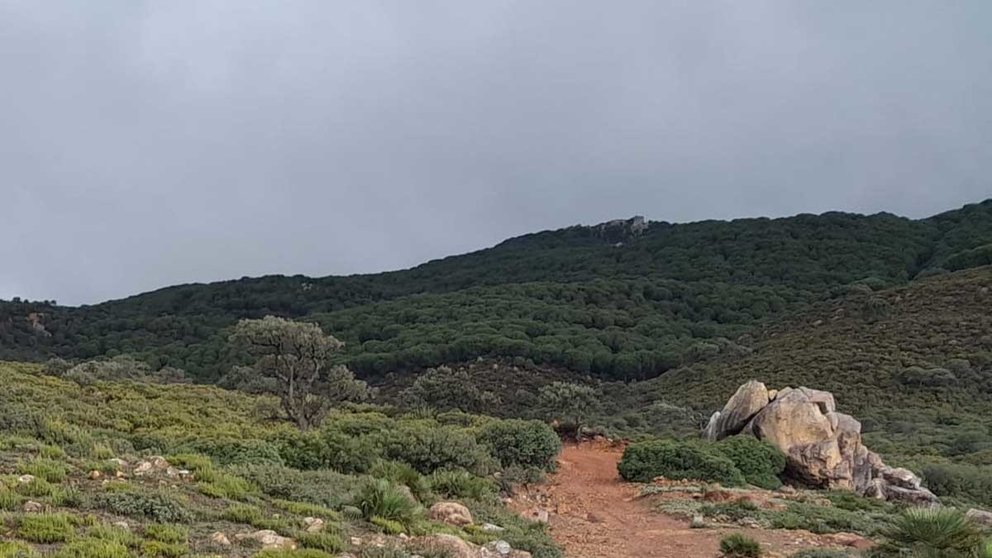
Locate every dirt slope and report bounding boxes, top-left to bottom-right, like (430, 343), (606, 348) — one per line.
(516, 443), (863, 558)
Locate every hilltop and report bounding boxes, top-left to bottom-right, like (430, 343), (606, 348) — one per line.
(2, 200), (991, 382)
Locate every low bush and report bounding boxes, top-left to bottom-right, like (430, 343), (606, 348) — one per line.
(232, 463), (359, 509)
(618, 439), (745, 486)
(921, 462), (992, 507)
(369, 460), (430, 502)
(720, 533), (762, 557)
(297, 532), (345, 553)
(256, 550), (337, 558)
(17, 513), (76, 543)
(380, 424), (497, 476)
(14, 478), (54, 498)
(477, 420), (561, 471)
(86, 524), (141, 547)
(875, 507), (984, 557)
(370, 516), (406, 534)
(790, 551), (853, 558)
(16, 458), (69, 483)
(143, 524), (187, 544)
(271, 499), (341, 520)
(54, 539), (129, 558)
(354, 479), (421, 526)
(140, 541), (187, 558)
(197, 471), (254, 500)
(222, 503), (263, 524)
(89, 489), (194, 523)
(428, 469), (496, 501)
(714, 436), (786, 489)
(0, 488), (22, 510)
(0, 541), (40, 558)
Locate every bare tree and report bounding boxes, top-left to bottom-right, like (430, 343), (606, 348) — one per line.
(229, 316), (369, 430)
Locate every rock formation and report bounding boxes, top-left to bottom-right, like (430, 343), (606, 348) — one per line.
(703, 381), (938, 506)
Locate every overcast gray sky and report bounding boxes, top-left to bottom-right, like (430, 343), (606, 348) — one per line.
(2, 1), (990, 305)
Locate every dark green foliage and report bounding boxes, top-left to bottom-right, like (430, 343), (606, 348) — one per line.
(4, 200), (989, 382)
(89, 489), (195, 523)
(231, 463), (359, 509)
(379, 424), (497, 476)
(478, 419), (561, 471)
(719, 533), (762, 557)
(353, 479), (421, 525)
(714, 436), (786, 489)
(17, 513), (76, 543)
(874, 508), (984, 557)
(297, 532), (345, 553)
(921, 463), (992, 507)
(618, 439), (745, 485)
(428, 469), (497, 501)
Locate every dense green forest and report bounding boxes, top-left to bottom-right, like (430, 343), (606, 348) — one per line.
(1, 199), (990, 382)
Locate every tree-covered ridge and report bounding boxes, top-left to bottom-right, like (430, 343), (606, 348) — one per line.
(1, 199), (990, 380)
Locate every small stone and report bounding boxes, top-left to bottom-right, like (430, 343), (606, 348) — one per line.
(23, 501), (44, 513)
(17, 474), (36, 484)
(486, 540), (512, 556)
(89, 470), (102, 480)
(302, 517), (324, 533)
(526, 508), (549, 524)
(690, 514), (705, 529)
(113, 522), (130, 530)
(429, 501), (474, 527)
(210, 532), (231, 546)
(482, 522), (506, 532)
(349, 537), (363, 547)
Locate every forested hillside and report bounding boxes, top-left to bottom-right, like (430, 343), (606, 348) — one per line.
(2, 199), (991, 382)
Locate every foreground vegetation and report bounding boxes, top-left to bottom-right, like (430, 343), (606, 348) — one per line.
(0, 362), (562, 558)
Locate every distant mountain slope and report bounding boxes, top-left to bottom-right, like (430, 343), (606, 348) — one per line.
(628, 266), (992, 466)
(1, 199), (990, 381)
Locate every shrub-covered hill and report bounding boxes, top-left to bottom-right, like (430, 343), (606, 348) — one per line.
(0, 362), (563, 558)
(614, 266), (992, 507)
(1, 199), (991, 381)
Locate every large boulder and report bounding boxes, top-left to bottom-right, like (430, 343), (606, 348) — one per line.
(703, 380), (770, 441)
(704, 381), (938, 506)
(429, 501), (474, 526)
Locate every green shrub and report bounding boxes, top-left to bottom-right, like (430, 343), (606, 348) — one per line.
(428, 469), (496, 501)
(354, 479), (421, 525)
(17, 513), (76, 543)
(51, 486), (82, 508)
(90, 489), (194, 523)
(257, 550), (337, 558)
(232, 463), (359, 509)
(140, 541), (187, 558)
(143, 524), (188, 544)
(877, 507), (983, 557)
(381, 424), (498, 476)
(16, 458), (69, 483)
(86, 524), (141, 547)
(0, 541), (40, 558)
(271, 499), (341, 520)
(54, 539), (129, 558)
(197, 471), (254, 500)
(0, 489), (22, 510)
(369, 460), (430, 502)
(15, 478), (54, 498)
(222, 503), (263, 524)
(701, 500), (761, 522)
(478, 420), (561, 471)
(357, 548), (410, 558)
(370, 516), (406, 534)
(714, 436), (786, 489)
(39, 445), (67, 459)
(720, 533), (762, 557)
(618, 439), (745, 485)
(922, 463), (992, 507)
(789, 551), (852, 558)
(297, 532), (345, 553)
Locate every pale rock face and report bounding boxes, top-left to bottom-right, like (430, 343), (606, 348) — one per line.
(703, 380), (938, 505)
(209, 532), (231, 546)
(234, 530), (296, 549)
(302, 517), (324, 533)
(429, 502), (474, 527)
(966, 508), (992, 527)
(702, 380), (770, 441)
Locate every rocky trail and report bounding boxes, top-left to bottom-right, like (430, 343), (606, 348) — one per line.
(513, 443), (866, 558)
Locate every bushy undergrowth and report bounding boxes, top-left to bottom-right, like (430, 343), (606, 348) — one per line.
(619, 436), (786, 488)
(872, 508), (986, 558)
(720, 533), (762, 557)
(477, 419), (561, 471)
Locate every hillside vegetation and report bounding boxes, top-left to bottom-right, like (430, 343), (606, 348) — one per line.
(0, 362), (561, 558)
(2, 200), (991, 382)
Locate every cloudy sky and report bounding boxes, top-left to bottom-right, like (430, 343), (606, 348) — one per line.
(2, 1), (990, 305)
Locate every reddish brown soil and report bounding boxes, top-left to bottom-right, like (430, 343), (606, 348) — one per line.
(513, 442), (868, 558)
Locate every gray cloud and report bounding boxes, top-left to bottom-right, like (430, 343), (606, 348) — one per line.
(2, 1), (990, 304)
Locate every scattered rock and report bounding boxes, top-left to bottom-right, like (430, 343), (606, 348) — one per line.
(133, 456), (171, 477)
(17, 474), (36, 484)
(412, 534), (477, 558)
(524, 507), (550, 524)
(704, 381), (939, 505)
(23, 500), (44, 513)
(88, 470), (102, 480)
(113, 522), (130, 530)
(209, 532), (231, 546)
(234, 530), (296, 549)
(690, 514), (705, 528)
(485, 540), (513, 556)
(302, 517), (324, 533)
(966, 508), (992, 527)
(109, 458), (128, 470)
(429, 501), (474, 527)
(481, 523), (506, 532)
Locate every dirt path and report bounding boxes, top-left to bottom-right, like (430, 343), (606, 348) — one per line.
(514, 443), (862, 558)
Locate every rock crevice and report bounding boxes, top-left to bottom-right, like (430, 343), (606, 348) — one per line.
(703, 380), (938, 506)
